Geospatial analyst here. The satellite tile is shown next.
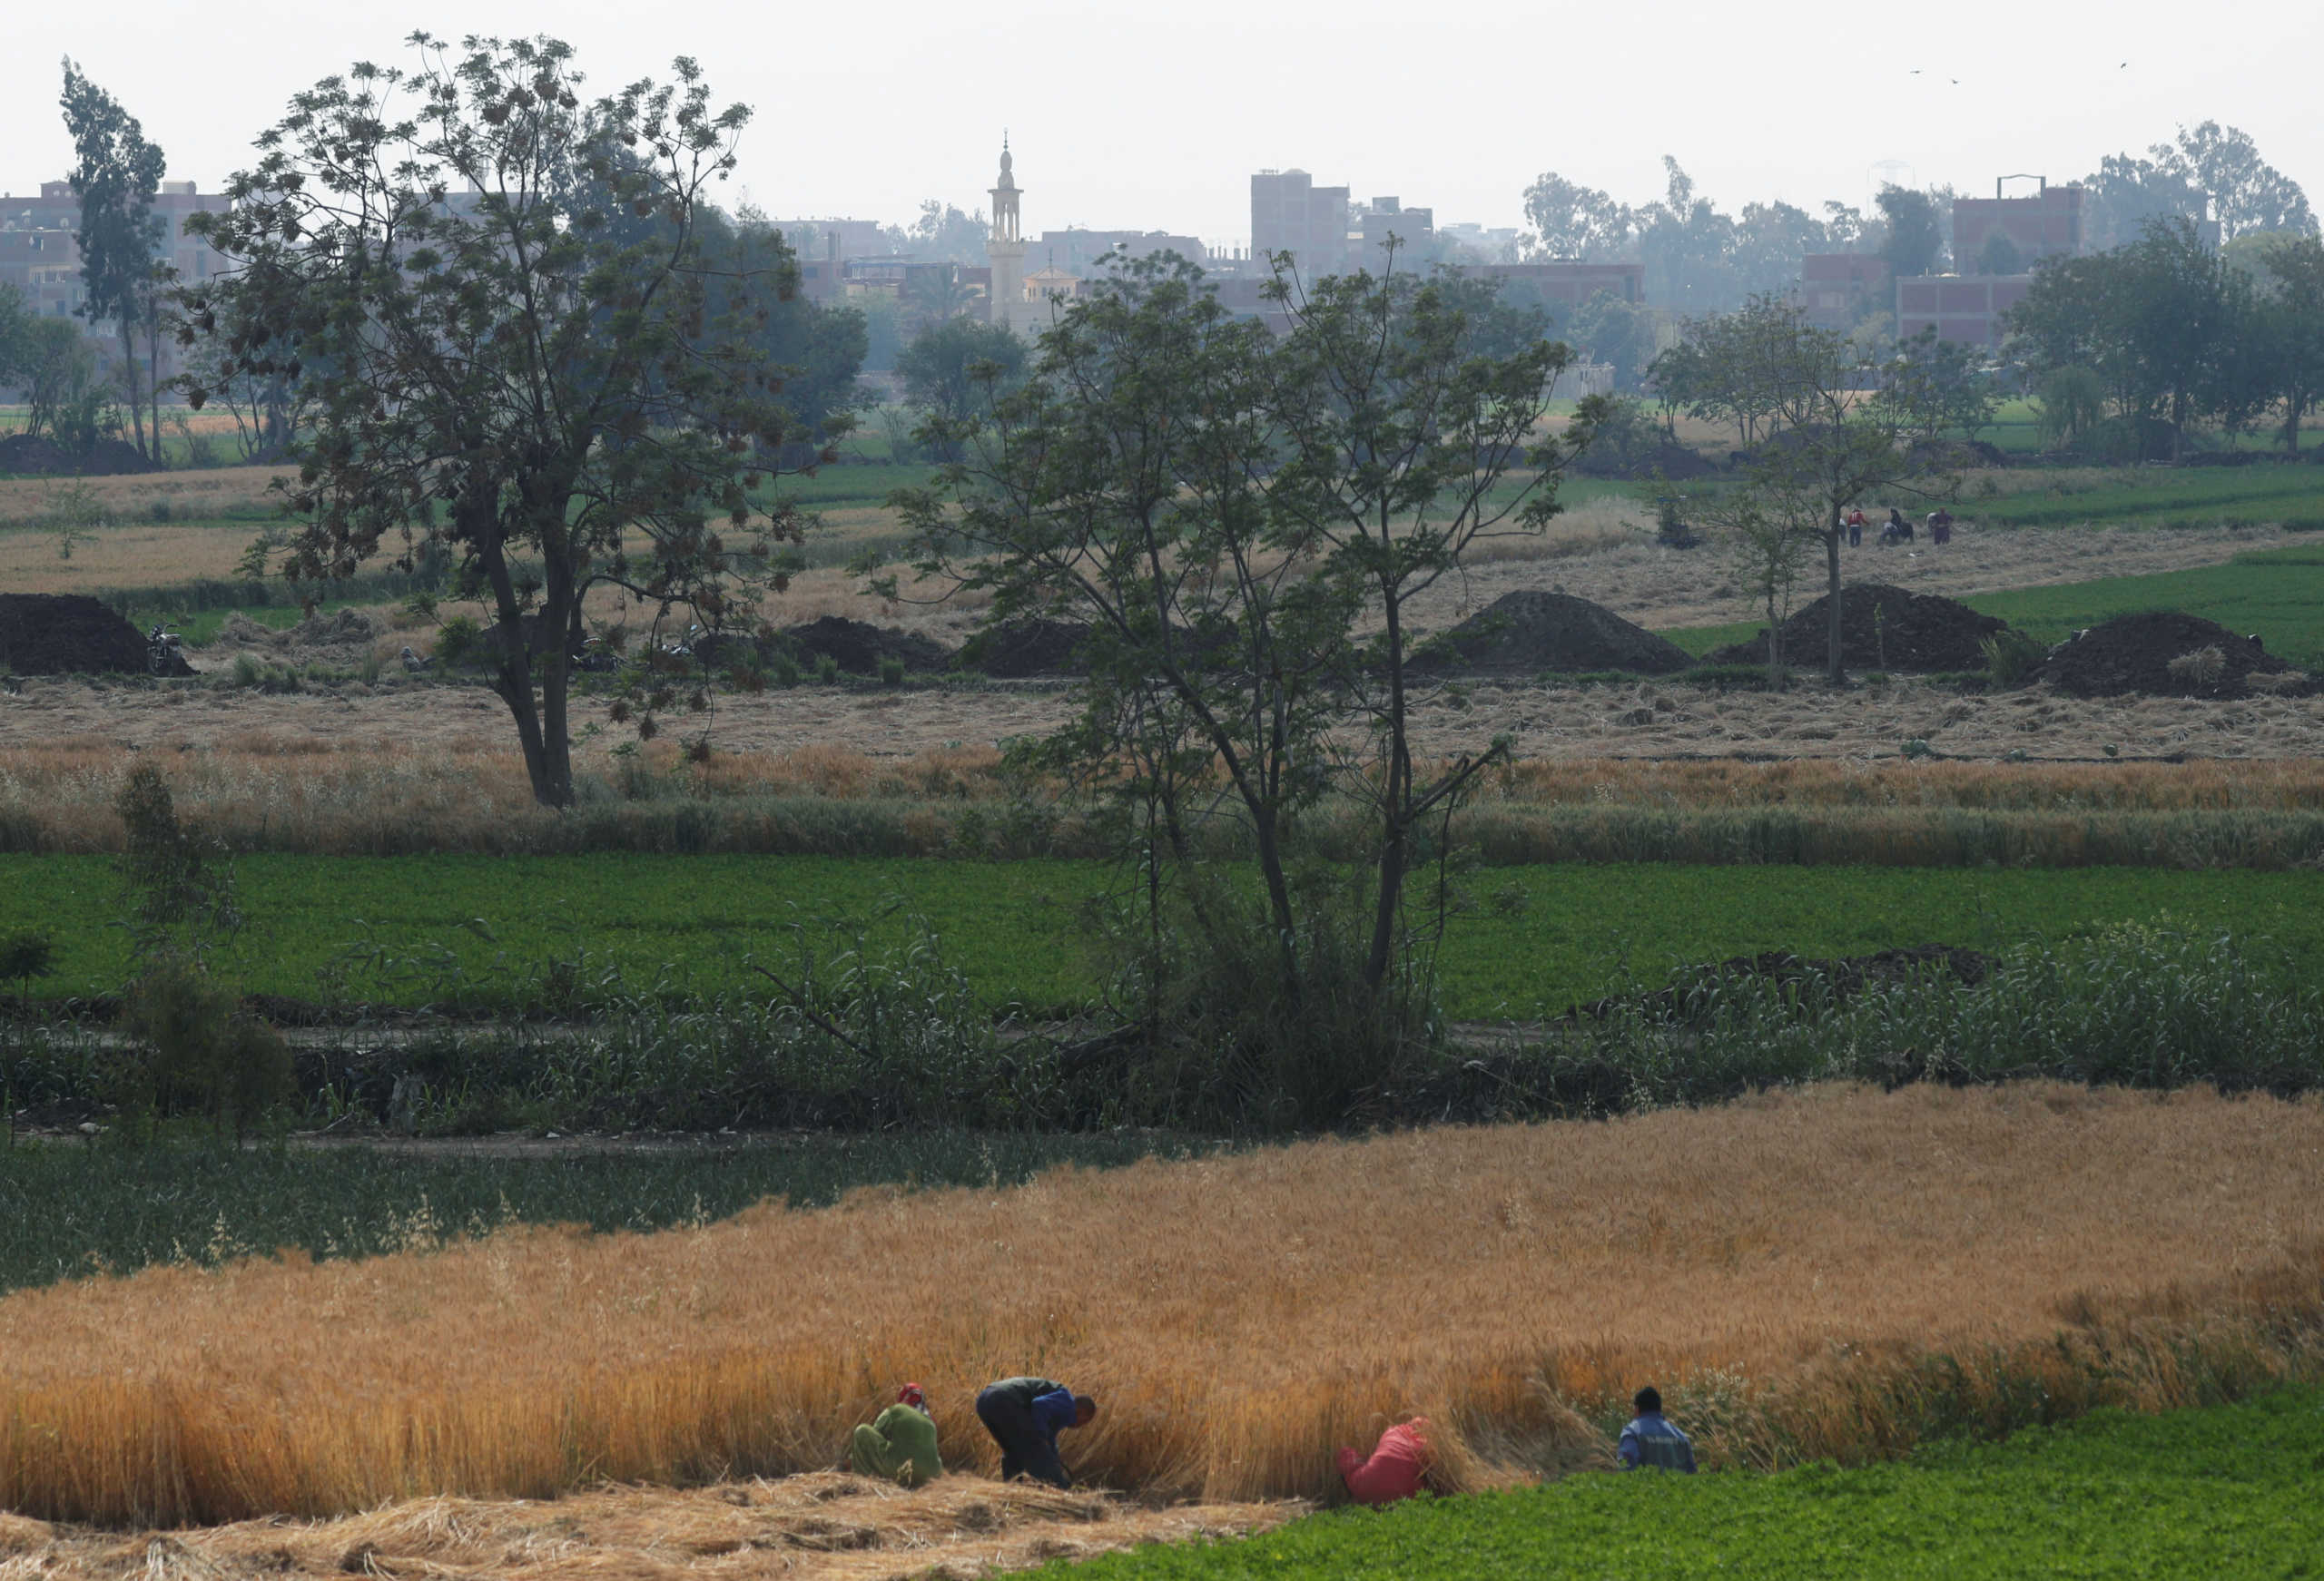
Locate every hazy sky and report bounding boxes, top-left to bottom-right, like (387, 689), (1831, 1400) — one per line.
(8, 0), (2319, 247)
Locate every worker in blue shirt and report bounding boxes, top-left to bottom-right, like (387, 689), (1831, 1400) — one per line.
(975, 1376), (1098, 1488)
(1617, 1387), (1697, 1472)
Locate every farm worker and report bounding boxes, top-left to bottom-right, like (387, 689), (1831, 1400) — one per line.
(1617, 1387), (1697, 1472)
(850, 1382), (943, 1488)
(1846, 506), (1865, 547)
(1336, 1416), (1433, 1506)
(974, 1376), (1096, 1488)
(1932, 507), (1955, 545)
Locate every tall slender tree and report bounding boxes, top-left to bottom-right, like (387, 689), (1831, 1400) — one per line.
(59, 59), (166, 461)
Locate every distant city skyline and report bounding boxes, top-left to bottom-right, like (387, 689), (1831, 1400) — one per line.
(5, 0), (2318, 250)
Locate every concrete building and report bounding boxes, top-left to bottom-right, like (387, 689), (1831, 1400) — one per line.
(1352, 196), (1433, 268)
(1895, 273), (2032, 348)
(1031, 228), (1206, 279)
(1250, 169), (1351, 277)
(1799, 254), (1889, 331)
(1951, 180), (2083, 268)
(0, 178), (234, 388)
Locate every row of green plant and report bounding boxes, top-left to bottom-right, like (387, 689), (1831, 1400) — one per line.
(10, 902), (2319, 1143)
(0, 1129), (1219, 1298)
(1042, 1387), (2324, 1579)
(1957, 466), (2324, 529)
(5, 851), (2322, 1017)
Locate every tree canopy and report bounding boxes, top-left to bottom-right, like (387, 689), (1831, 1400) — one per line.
(186, 33), (832, 807)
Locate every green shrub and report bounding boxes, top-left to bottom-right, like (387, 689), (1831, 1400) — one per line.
(433, 616), (482, 667)
(771, 653), (803, 687)
(878, 655), (906, 686)
(1980, 628), (2049, 687)
(816, 653), (840, 684)
(117, 959), (292, 1132)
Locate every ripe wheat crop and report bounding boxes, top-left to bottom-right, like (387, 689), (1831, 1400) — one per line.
(2, 1084), (2320, 1527)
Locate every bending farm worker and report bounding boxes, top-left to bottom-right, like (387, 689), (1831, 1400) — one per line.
(974, 1375), (1097, 1489)
(1617, 1386), (1697, 1472)
(851, 1382), (943, 1488)
(1337, 1416), (1433, 1507)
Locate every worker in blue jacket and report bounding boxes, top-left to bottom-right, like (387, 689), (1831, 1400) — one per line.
(975, 1375), (1097, 1488)
(1617, 1386), (1698, 1472)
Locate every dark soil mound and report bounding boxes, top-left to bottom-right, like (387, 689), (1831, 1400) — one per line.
(1904, 437), (2009, 470)
(0, 593), (179, 675)
(1705, 583), (2004, 672)
(0, 434), (162, 476)
(964, 618), (1091, 677)
(2036, 611), (2308, 698)
(1413, 591), (1692, 676)
(780, 616), (953, 674)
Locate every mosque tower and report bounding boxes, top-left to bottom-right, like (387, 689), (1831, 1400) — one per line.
(987, 138), (1029, 335)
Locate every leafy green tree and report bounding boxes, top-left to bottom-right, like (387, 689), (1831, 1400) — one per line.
(186, 34), (818, 808)
(895, 315), (1026, 457)
(1260, 253), (1581, 988)
(887, 200), (989, 265)
(1569, 290), (1657, 394)
(1887, 327), (1998, 443)
(2030, 365), (2107, 450)
(1521, 172), (1631, 260)
(59, 59), (167, 462)
(2085, 123), (2314, 250)
(1877, 186), (1945, 278)
(1635, 158), (1738, 312)
(2253, 235), (2324, 452)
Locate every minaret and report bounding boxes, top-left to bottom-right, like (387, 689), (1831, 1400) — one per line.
(987, 137), (1027, 335)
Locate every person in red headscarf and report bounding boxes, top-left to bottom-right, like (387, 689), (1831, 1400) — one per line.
(851, 1382), (943, 1487)
(1336, 1416), (1433, 1506)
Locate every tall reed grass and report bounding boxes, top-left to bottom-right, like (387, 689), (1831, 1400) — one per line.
(0, 1085), (2319, 1526)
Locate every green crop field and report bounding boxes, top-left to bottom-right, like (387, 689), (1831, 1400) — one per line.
(1042, 1388), (2324, 1580)
(1665, 543), (2324, 666)
(0, 1129), (1221, 1296)
(1958, 467), (2324, 531)
(7, 854), (2319, 1017)
(1962, 543), (2324, 665)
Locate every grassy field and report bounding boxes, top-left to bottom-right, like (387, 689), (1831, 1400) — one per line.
(8, 853), (2323, 1016)
(1668, 542), (2324, 666)
(2, 1085), (2319, 1525)
(1045, 1388), (2324, 1580)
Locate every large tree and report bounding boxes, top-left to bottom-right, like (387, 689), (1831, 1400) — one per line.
(1521, 172), (1632, 261)
(1876, 186), (1945, 279)
(185, 34), (820, 807)
(895, 313), (1025, 458)
(2085, 123), (2315, 250)
(59, 59), (167, 462)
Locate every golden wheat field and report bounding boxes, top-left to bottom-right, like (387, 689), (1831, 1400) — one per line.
(3, 1084), (2321, 1536)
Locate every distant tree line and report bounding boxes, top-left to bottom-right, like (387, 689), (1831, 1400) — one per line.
(2007, 221), (2324, 459)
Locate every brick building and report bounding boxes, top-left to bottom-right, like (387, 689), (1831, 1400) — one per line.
(1473, 260), (1644, 309)
(1950, 180), (2083, 269)
(1031, 228), (1206, 279)
(1894, 273), (2032, 348)
(1799, 254), (1889, 331)
(1, 178), (234, 386)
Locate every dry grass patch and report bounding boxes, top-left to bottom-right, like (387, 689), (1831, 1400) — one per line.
(2, 1085), (2321, 1527)
(0, 1475), (1295, 1581)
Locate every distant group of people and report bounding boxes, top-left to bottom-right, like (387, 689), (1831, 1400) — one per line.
(1845, 506), (1955, 548)
(846, 1376), (1694, 1507)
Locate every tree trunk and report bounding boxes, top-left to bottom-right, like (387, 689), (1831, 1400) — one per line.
(1823, 519), (1845, 682)
(117, 322), (147, 459)
(1364, 588), (1410, 994)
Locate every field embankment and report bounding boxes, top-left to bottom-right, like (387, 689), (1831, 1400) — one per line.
(2, 1084), (2320, 1527)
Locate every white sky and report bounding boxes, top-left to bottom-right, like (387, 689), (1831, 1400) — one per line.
(7, 0), (2319, 248)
